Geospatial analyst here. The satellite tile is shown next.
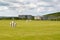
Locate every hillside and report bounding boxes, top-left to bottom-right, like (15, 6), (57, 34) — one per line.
(45, 12), (60, 16)
(43, 12), (60, 20)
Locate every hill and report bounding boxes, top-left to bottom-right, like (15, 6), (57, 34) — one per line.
(43, 12), (60, 20)
(45, 12), (60, 16)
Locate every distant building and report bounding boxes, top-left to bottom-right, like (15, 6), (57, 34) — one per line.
(18, 15), (26, 19)
(18, 15), (33, 20)
(42, 16), (48, 20)
(25, 15), (33, 20)
(34, 16), (42, 20)
(43, 15), (60, 20)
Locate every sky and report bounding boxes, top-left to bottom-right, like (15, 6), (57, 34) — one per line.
(0, 0), (60, 16)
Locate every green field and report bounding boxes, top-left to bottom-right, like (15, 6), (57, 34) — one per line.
(0, 20), (60, 40)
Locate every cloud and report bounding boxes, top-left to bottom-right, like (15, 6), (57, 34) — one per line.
(25, 3), (37, 8)
(16, 0), (25, 2)
(48, 7), (55, 11)
(0, 2), (9, 6)
(56, 4), (60, 7)
(0, 6), (8, 11)
(10, 3), (21, 7)
(0, 0), (60, 16)
(17, 7), (25, 13)
(16, 0), (38, 3)
(52, 0), (59, 2)
(0, 0), (4, 2)
(37, 1), (50, 6)
(37, 7), (45, 12)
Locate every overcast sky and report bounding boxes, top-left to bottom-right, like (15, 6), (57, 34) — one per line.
(0, 0), (60, 16)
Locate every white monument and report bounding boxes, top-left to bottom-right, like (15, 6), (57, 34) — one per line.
(10, 21), (16, 28)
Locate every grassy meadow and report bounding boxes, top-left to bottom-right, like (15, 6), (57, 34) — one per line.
(0, 20), (60, 40)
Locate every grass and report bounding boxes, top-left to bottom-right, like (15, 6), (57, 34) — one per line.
(0, 20), (60, 40)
